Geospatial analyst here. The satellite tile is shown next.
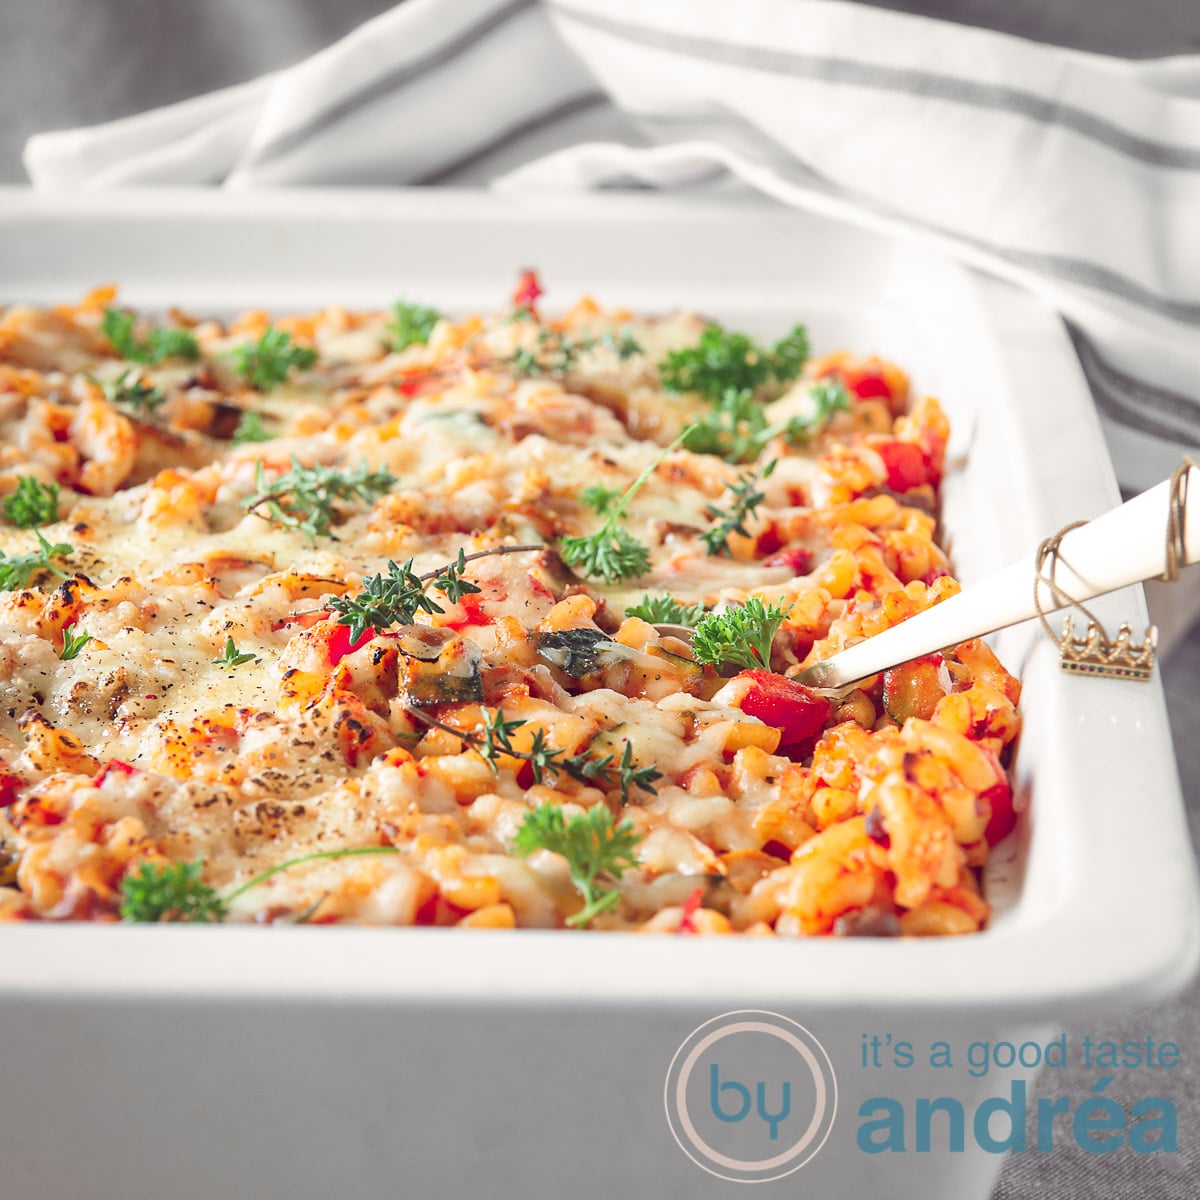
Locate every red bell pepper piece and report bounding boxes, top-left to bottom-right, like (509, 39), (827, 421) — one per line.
(512, 269), (544, 317)
(93, 759), (137, 787)
(875, 440), (931, 492)
(678, 885), (705, 935)
(734, 670), (831, 745)
(763, 546), (815, 576)
(0, 769), (21, 808)
(328, 623), (376, 666)
(982, 779), (1016, 846)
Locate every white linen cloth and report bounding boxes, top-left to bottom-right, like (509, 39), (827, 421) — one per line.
(23, 0), (1200, 496)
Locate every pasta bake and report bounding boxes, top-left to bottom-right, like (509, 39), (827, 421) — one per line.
(0, 275), (1020, 933)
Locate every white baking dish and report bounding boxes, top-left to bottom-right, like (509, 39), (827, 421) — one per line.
(0, 189), (1195, 1200)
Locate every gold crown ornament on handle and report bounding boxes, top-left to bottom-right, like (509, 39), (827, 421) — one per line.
(1056, 620), (1158, 681)
(795, 457), (1198, 696)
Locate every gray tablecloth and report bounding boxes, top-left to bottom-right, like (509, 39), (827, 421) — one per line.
(1, 2), (1198, 1196)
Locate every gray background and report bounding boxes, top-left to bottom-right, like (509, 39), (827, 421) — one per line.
(1, 2), (1197, 1196)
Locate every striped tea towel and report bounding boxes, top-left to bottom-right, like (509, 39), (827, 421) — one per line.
(23, 0), (1200, 496)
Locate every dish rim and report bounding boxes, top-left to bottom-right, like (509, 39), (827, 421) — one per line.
(0, 185), (1195, 1019)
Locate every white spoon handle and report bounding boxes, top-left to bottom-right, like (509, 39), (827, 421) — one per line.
(798, 464), (1199, 690)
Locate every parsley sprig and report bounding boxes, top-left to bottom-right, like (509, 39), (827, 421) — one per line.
(231, 411), (274, 444)
(624, 594), (706, 625)
(119, 859), (228, 923)
(513, 804), (641, 928)
(243, 457), (396, 544)
(60, 623), (93, 660)
(691, 597), (793, 672)
(680, 377), (852, 464)
(3, 477), (60, 528)
(118, 846), (404, 923)
(327, 544), (542, 642)
(411, 707), (661, 808)
(102, 308), (199, 364)
(232, 327), (318, 391)
(658, 322), (809, 403)
(702, 460), (775, 556)
(560, 434), (686, 584)
(0, 531), (74, 592)
(389, 301), (443, 351)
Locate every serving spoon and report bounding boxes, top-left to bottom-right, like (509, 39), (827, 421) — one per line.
(656, 462), (1197, 696)
(795, 461), (1197, 694)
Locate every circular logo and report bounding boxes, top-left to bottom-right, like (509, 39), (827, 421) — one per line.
(664, 1010), (837, 1184)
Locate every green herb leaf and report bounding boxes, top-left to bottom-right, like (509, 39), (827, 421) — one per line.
(389, 301), (443, 351)
(559, 434), (687, 584)
(231, 411), (274, 444)
(769, 325), (811, 382)
(120, 847), (404, 923)
(507, 324), (642, 379)
(624, 594), (706, 625)
(232, 327), (318, 391)
(3, 477), (60, 528)
(328, 557), (441, 642)
(243, 457), (396, 543)
(60, 623), (93, 661)
(430, 548), (484, 605)
(691, 597), (792, 673)
(513, 803), (641, 927)
(476, 708), (525, 771)
(102, 308), (199, 364)
(613, 741), (663, 807)
(213, 636), (257, 668)
(658, 322), (809, 405)
(0, 530), (74, 592)
(100, 369), (166, 416)
(560, 524), (652, 584)
(778, 379), (853, 446)
(119, 859), (228, 923)
(601, 327), (643, 360)
(579, 484), (624, 517)
(679, 387), (768, 464)
(701, 460), (776, 556)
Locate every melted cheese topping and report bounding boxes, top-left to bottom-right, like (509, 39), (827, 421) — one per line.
(0, 284), (1019, 933)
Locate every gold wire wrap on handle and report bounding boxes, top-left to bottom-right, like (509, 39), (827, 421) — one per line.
(1033, 521), (1091, 646)
(1163, 454), (1197, 583)
(1030, 452), (1200, 681)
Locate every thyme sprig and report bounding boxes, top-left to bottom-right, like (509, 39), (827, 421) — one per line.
(100, 370), (167, 416)
(509, 326), (642, 378)
(243, 457), (396, 544)
(327, 544), (543, 642)
(409, 707), (661, 807)
(701, 460), (775, 556)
